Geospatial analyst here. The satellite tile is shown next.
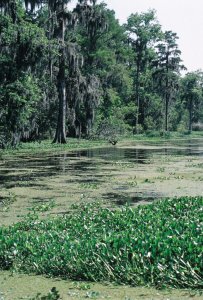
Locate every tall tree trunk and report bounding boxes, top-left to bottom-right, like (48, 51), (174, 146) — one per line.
(165, 93), (169, 132)
(165, 52), (169, 132)
(135, 64), (140, 134)
(53, 49), (67, 143)
(188, 99), (193, 132)
(53, 2), (67, 143)
(48, 8), (53, 82)
(10, 0), (17, 23)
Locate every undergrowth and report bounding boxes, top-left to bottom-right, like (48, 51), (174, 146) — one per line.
(0, 197), (202, 289)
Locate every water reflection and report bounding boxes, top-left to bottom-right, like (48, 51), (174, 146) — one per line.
(103, 191), (163, 206)
(0, 139), (203, 206)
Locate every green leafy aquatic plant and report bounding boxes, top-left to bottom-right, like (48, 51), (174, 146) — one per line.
(0, 197), (202, 289)
(28, 200), (56, 213)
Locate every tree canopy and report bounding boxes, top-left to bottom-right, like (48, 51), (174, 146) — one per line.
(0, 1), (202, 147)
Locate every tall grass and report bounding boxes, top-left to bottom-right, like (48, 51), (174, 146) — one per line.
(0, 197), (202, 289)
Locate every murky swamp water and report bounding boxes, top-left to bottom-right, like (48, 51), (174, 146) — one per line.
(0, 138), (203, 299)
(1, 270), (202, 300)
(0, 138), (203, 226)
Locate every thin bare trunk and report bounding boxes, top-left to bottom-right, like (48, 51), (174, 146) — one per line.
(165, 93), (169, 132)
(165, 52), (169, 132)
(53, 49), (66, 143)
(189, 99), (192, 132)
(53, 2), (67, 143)
(135, 64), (140, 134)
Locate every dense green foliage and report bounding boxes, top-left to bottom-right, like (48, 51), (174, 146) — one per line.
(0, 197), (202, 288)
(0, 1), (203, 147)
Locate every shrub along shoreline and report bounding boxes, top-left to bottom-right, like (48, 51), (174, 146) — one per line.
(0, 196), (202, 289)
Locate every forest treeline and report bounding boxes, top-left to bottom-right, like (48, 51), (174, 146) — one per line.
(0, 0), (203, 147)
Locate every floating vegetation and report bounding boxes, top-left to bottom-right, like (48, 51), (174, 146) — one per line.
(0, 197), (202, 289)
(28, 199), (56, 213)
(29, 287), (60, 300)
(79, 183), (99, 190)
(155, 176), (171, 181)
(143, 178), (154, 183)
(0, 191), (17, 211)
(156, 167), (165, 173)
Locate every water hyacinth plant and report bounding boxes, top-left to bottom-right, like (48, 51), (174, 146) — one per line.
(0, 196), (202, 289)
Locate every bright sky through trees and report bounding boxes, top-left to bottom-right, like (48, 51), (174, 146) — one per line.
(103, 0), (203, 72)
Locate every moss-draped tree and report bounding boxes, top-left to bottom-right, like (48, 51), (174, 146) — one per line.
(125, 10), (161, 133)
(153, 31), (185, 131)
(0, 0), (106, 143)
(181, 71), (203, 132)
